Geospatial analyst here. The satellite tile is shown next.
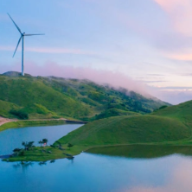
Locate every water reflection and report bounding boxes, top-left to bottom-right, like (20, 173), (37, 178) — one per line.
(1, 151), (192, 192)
(0, 124), (82, 155)
(125, 158), (192, 192)
(87, 145), (192, 159)
(12, 161), (34, 170)
(39, 161), (47, 166)
(2, 124), (192, 192)
(50, 160), (55, 163)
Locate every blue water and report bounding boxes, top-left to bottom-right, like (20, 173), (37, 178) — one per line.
(0, 125), (192, 192)
(0, 124), (82, 155)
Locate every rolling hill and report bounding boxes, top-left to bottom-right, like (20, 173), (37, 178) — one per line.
(8, 99), (192, 162)
(57, 100), (192, 151)
(0, 71), (168, 120)
(57, 115), (190, 146)
(153, 100), (192, 126)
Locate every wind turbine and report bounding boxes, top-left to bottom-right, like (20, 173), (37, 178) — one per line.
(8, 13), (44, 76)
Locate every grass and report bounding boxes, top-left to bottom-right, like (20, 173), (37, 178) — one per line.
(0, 74), (169, 120)
(0, 72), (180, 162)
(88, 108), (139, 121)
(58, 115), (190, 146)
(0, 100), (20, 118)
(7, 145), (85, 162)
(6, 100), (192, 162)
(0, 75), (92, 119)
(153, 100), (192, 125)
(0, 120), (65, 132)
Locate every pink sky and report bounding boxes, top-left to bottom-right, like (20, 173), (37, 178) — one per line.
(1, 0), (192, 104)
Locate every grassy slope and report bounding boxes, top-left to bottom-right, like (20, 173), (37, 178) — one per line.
(0, 100), (20, 118)
(90, 108), (139, 120)
(0, 75), (91, 119)
(8, 100), (192, 161)
(7, 108), (192, 161)
(45, 77), (169, 115)
(0, 74), (169, 121)
(58, 115), (190, 146)
(153, 100), (192, 125)
(51, 101), (192, 160)
(0, 120), (65, 132)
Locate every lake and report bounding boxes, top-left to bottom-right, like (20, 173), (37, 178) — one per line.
(0, 124), (192, 192)
(0, 124), (82, 155)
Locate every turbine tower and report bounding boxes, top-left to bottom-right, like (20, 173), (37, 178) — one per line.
(8, 13), (44, 76)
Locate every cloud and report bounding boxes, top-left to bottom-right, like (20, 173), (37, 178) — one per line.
(149, 88), (192, 104)
(0, 62), (148, 96)
(153, 0), (192, 35)
(0, 46), (95, 55)
(165, 52), (192, 61)
(1, 61), (192, 104)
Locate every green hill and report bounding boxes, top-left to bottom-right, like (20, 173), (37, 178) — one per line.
(56, 100), (192, 155)
(0, 75), (90, 119)
(0, 100), (20, 118)
(8, 100), (192, 162)
(153, 100), (192, 126)
(58, 115), (190, 146)
(0, 72), (168, 120)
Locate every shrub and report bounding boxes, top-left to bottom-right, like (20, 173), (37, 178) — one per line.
(68, 143), (73, 148)
(10, 109), (28, 119)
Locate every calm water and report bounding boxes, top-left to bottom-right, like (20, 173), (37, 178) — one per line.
(1, 125), (192, 192)
(0, 124), (82, 155)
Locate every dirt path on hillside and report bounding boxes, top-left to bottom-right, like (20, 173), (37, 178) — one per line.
(0, 116), (16, 126)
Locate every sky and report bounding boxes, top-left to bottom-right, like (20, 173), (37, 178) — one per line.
(1, 0), (192, 104)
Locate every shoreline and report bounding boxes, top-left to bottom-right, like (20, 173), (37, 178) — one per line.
(0, 116), (16, 127)
(0, 117), (86, 133)
(4, 141), (192, 162)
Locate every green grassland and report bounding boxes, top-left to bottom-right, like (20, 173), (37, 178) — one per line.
(7, 99), (192, 162)
(58, 115), (190, 146)
(0, 120), (65, 132)
(41, 99), (192, 161)
(153, 100), (192, 125)
(0, 100), (20, 118)
(0, 75), (91, 119)
(2, 71), (184, 162)
(0, 72), (169, 121)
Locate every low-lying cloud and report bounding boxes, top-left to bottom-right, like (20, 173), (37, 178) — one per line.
(0, 61), (148, 96)
(1, 62), (192, 104)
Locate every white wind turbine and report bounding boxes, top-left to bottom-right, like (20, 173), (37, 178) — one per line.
(8, 13), (45, 76)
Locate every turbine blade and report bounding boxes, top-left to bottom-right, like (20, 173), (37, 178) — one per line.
(24, 33), (45, 36)
(7, 13), (22, 34)
(13, 36), (22, 57)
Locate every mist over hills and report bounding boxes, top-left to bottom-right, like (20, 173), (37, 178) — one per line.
(0, 71), (169, 120)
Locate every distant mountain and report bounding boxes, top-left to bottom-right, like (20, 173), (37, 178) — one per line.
(0, 71), (170, 120)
